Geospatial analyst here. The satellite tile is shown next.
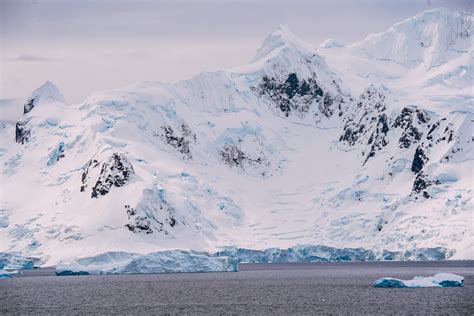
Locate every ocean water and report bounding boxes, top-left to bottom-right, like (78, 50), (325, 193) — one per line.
(1, 261), (473, 314)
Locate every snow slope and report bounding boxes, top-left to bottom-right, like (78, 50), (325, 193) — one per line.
(0, 8), (472, 266)
(318, 8), (473, 115)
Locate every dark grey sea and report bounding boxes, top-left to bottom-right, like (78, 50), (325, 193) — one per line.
(1, 261), (473, 315)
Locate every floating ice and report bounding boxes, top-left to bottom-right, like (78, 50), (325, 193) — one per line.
(56, 250), (238, 276)
(0, 269), (20, 279)
(0, 273), (13, 279)
(374, 273), (464, 288)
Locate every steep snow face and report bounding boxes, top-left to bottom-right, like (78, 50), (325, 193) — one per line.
(353, 8), (472, 68)
(0, 9), (472, 265)
(318, 8), (473, 116)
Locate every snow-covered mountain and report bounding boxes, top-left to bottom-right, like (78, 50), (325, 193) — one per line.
(354, 8), (471, 69)
(0, 8), (472, 265)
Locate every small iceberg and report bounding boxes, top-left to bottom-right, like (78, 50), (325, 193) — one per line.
(56, 250), (238, 276)
(0, 274), (13, 279)
(0, 271), (13, 279)
(0, 269), (20, 279)
(374, 273), (464, 288)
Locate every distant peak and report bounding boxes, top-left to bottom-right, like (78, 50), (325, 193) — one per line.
(252, 24), (314, 62)
(416, 7), (460, 16)
(353, 7), (472, 68)
(24, 81), (66, 114)
(319, 38), (345, 49)
(394, 7), (471, 27)
(275, 24), (291, 34)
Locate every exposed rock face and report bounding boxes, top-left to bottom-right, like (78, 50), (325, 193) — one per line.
(91, 153), (134, 198)
(217, 129), (273, 178)
(220, 144), (267, 169)
(426, 118), (454, 145)
(258, 72), (339, 119)
(80, 159), (100, 192)
(364, 113), (390, 164)
(124, 205), (153, 234)
(125, 187), (184, 236)
(412, 172), (440, 199)
(393, 106), (431, 149)
(156, 120), (196, 159)
(23, 97), (37, 115)
(423, 117), (460, 162)
(340, 85), (389, 163)
(15, 120), (30, 144)
(337, 86), (469, 202)
(340, 89), (438, 169)
(411, 147), (428, 173)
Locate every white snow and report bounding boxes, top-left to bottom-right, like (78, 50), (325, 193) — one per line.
(353, 8), (472, 68)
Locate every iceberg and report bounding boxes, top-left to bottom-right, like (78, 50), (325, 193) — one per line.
(374, 273), (464, 288)
(0, 273), (13, 279)
(56, 250), (238, 276)
(0, 269), (20, 279)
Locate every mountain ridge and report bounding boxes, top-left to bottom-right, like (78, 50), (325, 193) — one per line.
(0, 8), (472, 265)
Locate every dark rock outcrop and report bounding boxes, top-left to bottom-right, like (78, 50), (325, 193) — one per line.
(91, 153), (134, 198)
(155, 120), (196, 159)
(220, 144), (267, 169)
(23, 97), (37, 115)
(412, 172), (440, 199)
(393, 106), (430, 149)
(15, 120), (30, 144)
(411, 147), (428, 173)
(364, 113), (390, 164)
(340, 86), (389, 163)
(258, 73), (337, 118)
(80, 159), (99, 192)
(125, 211), (153, 234)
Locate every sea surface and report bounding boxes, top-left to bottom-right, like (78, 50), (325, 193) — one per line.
(1, 261), (473, 314)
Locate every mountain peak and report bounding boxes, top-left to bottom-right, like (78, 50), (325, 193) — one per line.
(252, 24), (314, 62)
(24, 81), (66, 114)
(354, 8), (472, 68)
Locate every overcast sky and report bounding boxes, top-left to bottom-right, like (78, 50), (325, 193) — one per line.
(1, 0), (472, 107)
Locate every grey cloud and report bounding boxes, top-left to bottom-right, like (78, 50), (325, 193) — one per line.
(12, 54), (54, 62)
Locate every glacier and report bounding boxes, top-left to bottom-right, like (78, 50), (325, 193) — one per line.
(0, 253), (38, 270)
(0, 8), (472, 267)
(55, 245), (449, 276)
(213, 245), (448, 263)
(373, 273), (464, 288)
